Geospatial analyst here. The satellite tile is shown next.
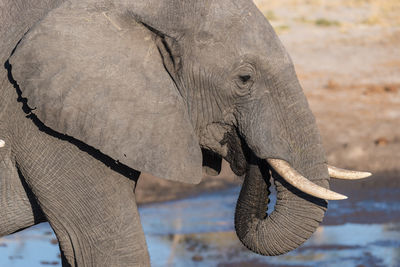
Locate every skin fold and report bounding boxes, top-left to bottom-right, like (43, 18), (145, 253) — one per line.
(0, 0), (342, 265)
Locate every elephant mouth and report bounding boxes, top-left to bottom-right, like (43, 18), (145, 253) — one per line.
(221, 129), (370, 201)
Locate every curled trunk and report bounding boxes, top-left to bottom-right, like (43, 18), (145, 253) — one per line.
(235, 158), (327, 255)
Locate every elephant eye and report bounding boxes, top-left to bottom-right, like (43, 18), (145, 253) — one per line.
(239, 75), (251, 83)
(233, 63), (256, 96)
(234, 73), (254, 97)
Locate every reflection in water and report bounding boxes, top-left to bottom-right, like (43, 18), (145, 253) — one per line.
(0, 223), (60, 267)
(0, 186), (399, 266)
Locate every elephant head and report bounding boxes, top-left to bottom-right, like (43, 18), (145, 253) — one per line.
(8, 0), (370, 256)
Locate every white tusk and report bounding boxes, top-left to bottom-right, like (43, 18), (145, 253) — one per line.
(0, 139), (5, 148)
(327, 165), (372, 180)
(267, 159), (347, 200)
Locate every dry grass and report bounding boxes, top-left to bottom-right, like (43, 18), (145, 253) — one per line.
(254, 0), (400, 27)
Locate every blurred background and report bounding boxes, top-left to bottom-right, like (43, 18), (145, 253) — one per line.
(1, 0), (399, 266)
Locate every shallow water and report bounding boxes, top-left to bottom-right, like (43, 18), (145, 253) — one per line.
(1, 186), (399, 266)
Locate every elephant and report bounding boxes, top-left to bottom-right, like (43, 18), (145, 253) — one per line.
(0, 0), (371, 265)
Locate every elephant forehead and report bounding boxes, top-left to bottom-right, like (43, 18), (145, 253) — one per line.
(10, 1), (203, 184)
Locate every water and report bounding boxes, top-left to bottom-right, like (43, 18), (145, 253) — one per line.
(0, 186), (399, 266)
(0, 223), (60, 266)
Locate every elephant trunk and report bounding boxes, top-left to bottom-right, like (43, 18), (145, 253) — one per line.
(235, 158), (327, 255)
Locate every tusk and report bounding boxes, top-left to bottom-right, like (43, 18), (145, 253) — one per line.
(0, 139), (4, 148)
(267, 159), (347, 200)
(327, 165), (372, 180)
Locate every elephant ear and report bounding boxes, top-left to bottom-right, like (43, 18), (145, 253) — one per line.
(10, 1), (203, 184)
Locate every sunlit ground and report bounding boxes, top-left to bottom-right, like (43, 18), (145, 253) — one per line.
(254, 0), (400, 31)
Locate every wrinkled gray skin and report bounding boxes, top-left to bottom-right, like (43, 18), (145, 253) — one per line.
(0, 0), (329, 265)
